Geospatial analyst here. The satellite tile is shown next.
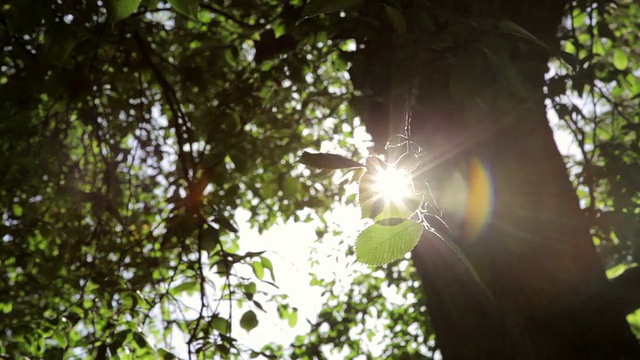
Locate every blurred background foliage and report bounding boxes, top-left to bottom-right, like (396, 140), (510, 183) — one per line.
(0, 0), (639, 358)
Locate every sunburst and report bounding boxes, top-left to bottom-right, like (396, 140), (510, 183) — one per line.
(373, 166), (413, 203)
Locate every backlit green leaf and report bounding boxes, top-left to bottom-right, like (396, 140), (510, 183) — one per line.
(261, 256), (275, 281)
(0, 302), (13, 314)
(170, 281), (199, 296)
(356, 219), (424, 266)
(287, 308), (298, 328)
(613, 49), (629, 71)
(251, 261), (264, 280)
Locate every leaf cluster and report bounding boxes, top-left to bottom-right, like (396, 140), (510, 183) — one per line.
(0, 0), (358, 357)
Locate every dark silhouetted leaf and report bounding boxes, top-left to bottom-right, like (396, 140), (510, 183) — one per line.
(240, 310), (259, 332)
(497, 19), (549, 49)
(300, 151), (364, 169)
(214, 215), (239, 233)
(201, 226), (220, 253)
(168, 0), (198, 18)
(110, 0), (143, 21)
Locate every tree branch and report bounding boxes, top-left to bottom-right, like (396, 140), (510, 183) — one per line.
(610, 266), (640, 315)
(133, 31), (193, 182)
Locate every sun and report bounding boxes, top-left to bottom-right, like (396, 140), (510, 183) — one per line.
(373, 166), (413, 203)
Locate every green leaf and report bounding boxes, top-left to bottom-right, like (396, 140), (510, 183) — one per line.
(251, 261), (264, 280)
(168, 0), (198, 18)
(276, 304), (297, 327)
(243, 282), (257, 300)
(384, 5), (406, 33)
(606, 263), (638, 279)
(240, 310), (259, 333)
(110, 0), (143, 22)
(299, 0), (363, 23)
(287, 308), (298, 328)
(170, 280), (199, 296)
(210, 316), (230, 333)
(628, 309), (640, 337)
(0, 302), (13, 314)
(282, 176), (299, 200)
(11, 204), (22, 217)
(356, 219), (424, 266)
(613, 49), (629, 71)
(53, 331), (68, 349)
(261, 256), (275, 281)
(300, 151), (364, 169)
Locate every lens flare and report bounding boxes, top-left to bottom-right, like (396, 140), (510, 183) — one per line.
(463, 158), (494, 242)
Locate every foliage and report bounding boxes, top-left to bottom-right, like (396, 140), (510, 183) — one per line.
(292, 0), (640, 354)
(2, 0), (640, 358)
(546, 2), (640, 276)
(0, 0), (355, 357)
(545, 1), (640, 336)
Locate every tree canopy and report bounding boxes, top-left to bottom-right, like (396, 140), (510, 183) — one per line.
(1, 0), (639, 359)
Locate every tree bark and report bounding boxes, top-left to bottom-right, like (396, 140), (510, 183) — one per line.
(411, 98), (640, 359)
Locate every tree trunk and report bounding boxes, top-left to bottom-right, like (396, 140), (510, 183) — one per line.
(359, 1), (640, 359)
(411, 97), (640, 359)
